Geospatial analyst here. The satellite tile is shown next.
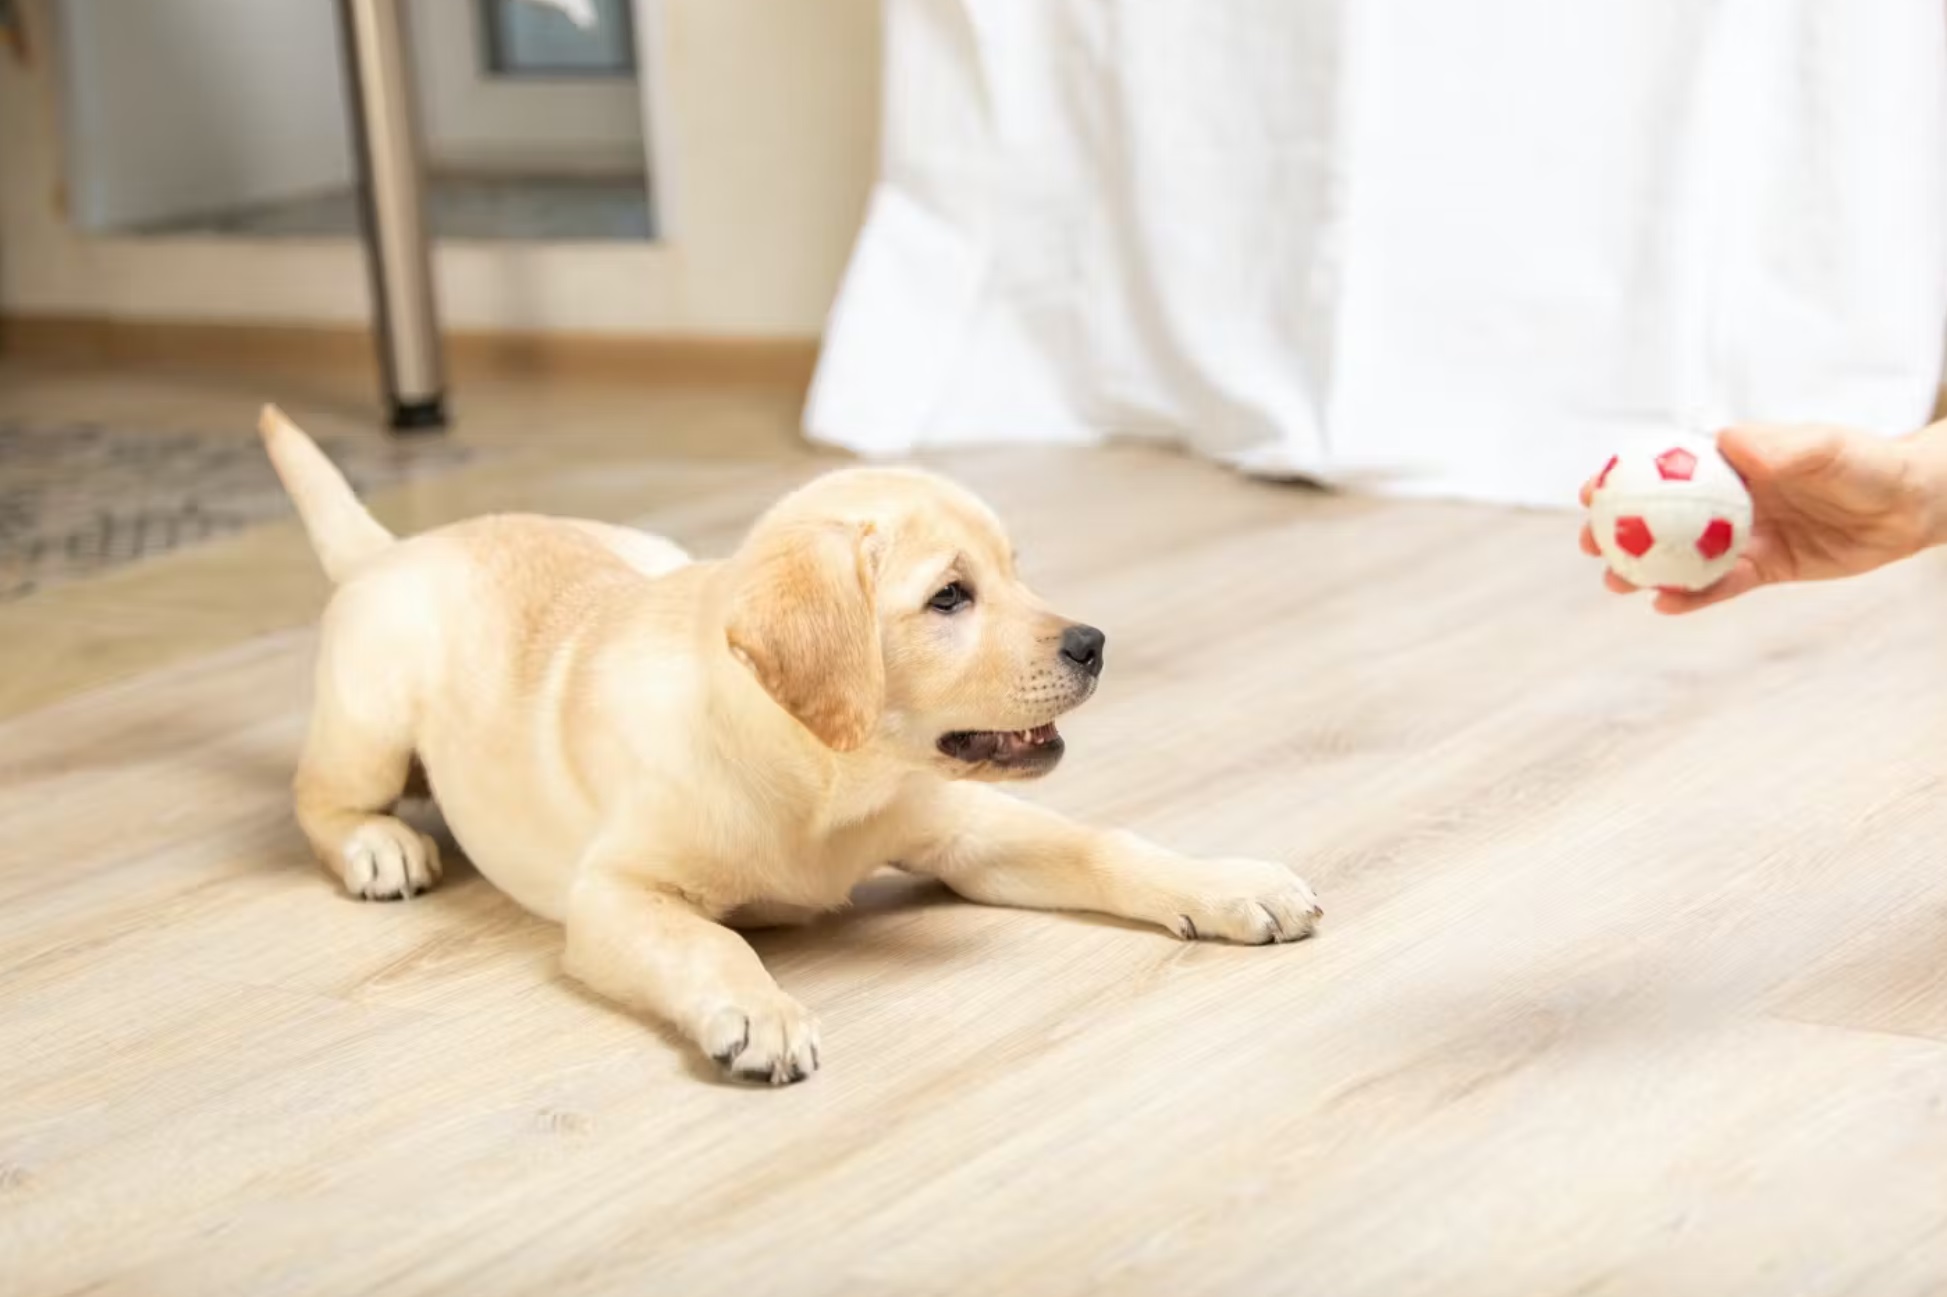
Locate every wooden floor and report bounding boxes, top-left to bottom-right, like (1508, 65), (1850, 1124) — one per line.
(4, 360), (1947, 1297)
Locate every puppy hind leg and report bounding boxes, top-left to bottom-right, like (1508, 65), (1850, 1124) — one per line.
(293, 691), (442, 901)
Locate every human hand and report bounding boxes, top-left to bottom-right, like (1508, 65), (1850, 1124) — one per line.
(1578, 423), (1945, 613)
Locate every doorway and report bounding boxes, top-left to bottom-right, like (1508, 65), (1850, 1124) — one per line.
(58, 0), (655, 243)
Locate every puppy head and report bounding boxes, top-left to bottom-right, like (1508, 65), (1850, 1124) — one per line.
(724, 468), (1103, 780)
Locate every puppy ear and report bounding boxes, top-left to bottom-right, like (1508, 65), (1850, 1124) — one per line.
(725, 520), (885, 751)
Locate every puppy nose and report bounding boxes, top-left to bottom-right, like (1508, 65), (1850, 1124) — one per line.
(1060, 624), (1106, 678)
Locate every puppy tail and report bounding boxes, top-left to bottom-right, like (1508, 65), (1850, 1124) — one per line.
(259, 404), (396, 583)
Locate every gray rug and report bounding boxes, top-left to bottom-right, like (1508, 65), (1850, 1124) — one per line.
(0, 420), (478, 601)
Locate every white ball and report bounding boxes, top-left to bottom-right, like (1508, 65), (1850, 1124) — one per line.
(1587, 435), (1753, 592)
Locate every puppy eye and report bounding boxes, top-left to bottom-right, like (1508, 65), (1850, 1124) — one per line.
(927, 582), (974, 614)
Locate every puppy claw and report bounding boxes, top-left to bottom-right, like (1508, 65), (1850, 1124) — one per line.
(708, 1015), (751, 1071)
(701, 1000), (821, 1087)
(342, 819), (442, 901)
(1170, 859), (1322, 946)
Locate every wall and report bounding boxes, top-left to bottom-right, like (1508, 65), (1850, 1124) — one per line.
(57, 0), (353, 232)
(408, 0), (644, 176)
(0, 0), (880, 338)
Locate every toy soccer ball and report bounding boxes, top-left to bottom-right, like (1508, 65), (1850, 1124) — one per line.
(1586, 435), (1753, 592)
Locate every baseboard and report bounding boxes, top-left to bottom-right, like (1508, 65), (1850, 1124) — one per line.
(0, 315), (821, 388)
(426, 154), (650, 183)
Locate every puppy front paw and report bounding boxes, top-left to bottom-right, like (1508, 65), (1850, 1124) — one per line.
(700, 996), (822, 1086)
(1169, 858), (1322, 945)
(341, 818), (442, 900)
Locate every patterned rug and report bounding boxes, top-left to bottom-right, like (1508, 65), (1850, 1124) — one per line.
(0, 420), (479, 600)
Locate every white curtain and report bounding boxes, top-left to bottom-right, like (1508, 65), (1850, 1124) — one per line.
(805, 0), (1947, 508)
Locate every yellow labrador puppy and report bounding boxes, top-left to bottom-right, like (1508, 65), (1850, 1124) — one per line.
(263, 406), (1320, 1084)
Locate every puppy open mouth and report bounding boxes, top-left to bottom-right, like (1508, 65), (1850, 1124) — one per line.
(937, 723), (1065, 768)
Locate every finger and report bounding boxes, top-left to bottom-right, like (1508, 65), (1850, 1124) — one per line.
(1650, 561), (1763, 615)
(1718, 423), (1838, 482)
(1578, 478), (1595, 507)
(1579, 523), (1599, 556)
(1715, 425), (1770, 478)
(1604, 569), (1636, 594)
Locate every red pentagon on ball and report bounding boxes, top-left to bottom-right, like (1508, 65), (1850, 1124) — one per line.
(1696, 517), (1734, 560)
(1595, 455), (1618, 489)
(1654, 447), (1698, 481)
(1614, 516), (1654, 557)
